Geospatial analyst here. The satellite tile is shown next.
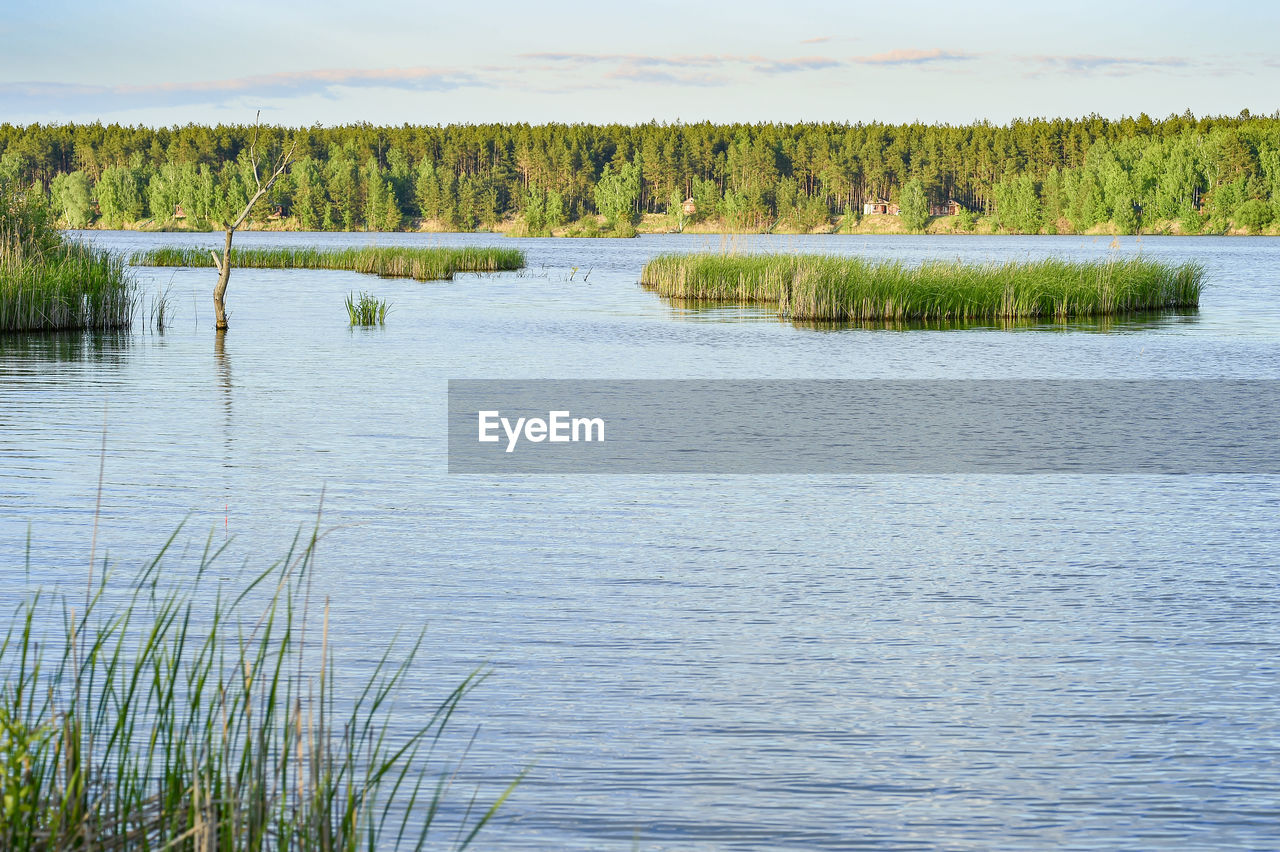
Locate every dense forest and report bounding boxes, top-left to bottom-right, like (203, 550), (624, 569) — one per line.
(2, 112), (1279, 234)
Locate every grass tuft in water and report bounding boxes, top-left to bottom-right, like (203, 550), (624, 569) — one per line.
(131, 246), (525, 281)
(0, 526), (519, 850)
(346, 291), (391, 325)
(2, 182), (136, 333)
(640, 253), (1205, 321)
(148, 284), (174, 333)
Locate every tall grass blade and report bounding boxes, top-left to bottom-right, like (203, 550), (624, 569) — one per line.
(0, 529), (517, 849)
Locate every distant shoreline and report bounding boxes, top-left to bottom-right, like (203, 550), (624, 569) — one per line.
(71, 213), (1280, 239)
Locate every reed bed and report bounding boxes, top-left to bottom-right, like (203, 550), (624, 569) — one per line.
(2, 185), (136, 333)
(640, 254), (1205, 321)
(0, 529), (517, 850)
(346, 291), (391, 325)
(131, 246), (525, 281)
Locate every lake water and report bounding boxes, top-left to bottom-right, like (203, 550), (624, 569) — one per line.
(2, 231), (1279, 849)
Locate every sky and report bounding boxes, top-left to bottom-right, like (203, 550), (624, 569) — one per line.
(2, 0), (1278, 127)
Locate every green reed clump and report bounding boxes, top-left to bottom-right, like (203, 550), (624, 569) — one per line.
(346, 291), (391, 325)
(0, 528), (519, 851)
(131, 246), (525, 280)
(640, 253), (1205, 321)
(1, 182), (136, 333)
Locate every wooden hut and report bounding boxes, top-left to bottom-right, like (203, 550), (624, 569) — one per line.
(863, 200), (900, 216)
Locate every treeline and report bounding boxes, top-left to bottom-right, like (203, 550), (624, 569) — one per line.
(2, 112), (1279, 234)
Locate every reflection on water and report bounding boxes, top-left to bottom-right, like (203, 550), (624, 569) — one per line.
(791, 308), (1203, 334)
(662, 296), (1204, 333)
(2, 232), (1279, 850)
(0, 329), (134, 364)
(214, 330), (233, 491)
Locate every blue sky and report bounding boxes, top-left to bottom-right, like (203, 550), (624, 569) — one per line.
(2, 0), (1277, 126)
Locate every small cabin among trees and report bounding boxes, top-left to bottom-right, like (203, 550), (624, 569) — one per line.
(930, 199), (965, 217)
(866, 198), (965, 217)
(863, 200), (901, 215)
(172, 204), (186, 220)
(682, 197), (697, 216)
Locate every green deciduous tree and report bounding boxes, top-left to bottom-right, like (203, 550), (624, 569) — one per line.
(1234, 198), (1273, 232)
(50, 170), (94, 228)
(993, 174), (1042, 233)
(899, 178), (930, 231)
(593, 161), (641, 228)
(95, 161), (146, 227)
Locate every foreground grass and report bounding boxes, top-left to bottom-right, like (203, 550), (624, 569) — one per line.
(2, 183), (135, 333)
(640, 253), (1205, 321)
(0, 528), (518, 850)
(131, 246), (525, 281)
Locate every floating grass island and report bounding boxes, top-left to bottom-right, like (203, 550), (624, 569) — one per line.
(640, 254), (1205, 321)
(131, 245), (525, 281)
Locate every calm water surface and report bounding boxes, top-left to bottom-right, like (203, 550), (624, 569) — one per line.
(2, 232), (1279, 849)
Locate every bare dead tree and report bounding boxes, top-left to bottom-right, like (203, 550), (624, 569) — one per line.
(211, 113), (298, 330)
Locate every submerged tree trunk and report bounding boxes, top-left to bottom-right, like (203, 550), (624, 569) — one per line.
(212, 228), (234, 330)
(210, 113), (297, 331)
